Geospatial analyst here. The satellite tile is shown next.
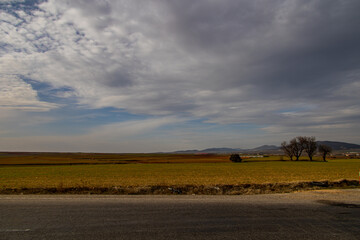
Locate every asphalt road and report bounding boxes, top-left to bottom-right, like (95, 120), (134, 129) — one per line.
(0, 189), (359, 240)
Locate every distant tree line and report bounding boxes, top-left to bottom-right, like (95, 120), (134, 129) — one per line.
(281, 136), (332, 161)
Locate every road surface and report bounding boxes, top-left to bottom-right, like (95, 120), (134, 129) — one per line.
(0, 189), (359, 239)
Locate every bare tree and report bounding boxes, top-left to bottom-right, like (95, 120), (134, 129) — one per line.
(281, 141), (294, 160)
(289, 136), (306, 161)
(318, 144), (332, 162)
(303, 136), (317, 161)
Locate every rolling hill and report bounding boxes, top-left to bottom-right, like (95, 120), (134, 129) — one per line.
(174, 141), (360, 153)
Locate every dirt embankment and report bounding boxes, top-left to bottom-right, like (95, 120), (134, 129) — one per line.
(0, 179), (358, 195)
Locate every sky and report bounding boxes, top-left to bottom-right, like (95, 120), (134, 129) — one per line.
(1, 0), (360, 152)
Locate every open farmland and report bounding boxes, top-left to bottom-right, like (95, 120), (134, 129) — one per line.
(0, 153), (359, 194)
(0, 152), (231, 165)
(0, 152), (332, 165)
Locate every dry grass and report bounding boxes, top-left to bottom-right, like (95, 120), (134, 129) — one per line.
(0, 158), (359, 189)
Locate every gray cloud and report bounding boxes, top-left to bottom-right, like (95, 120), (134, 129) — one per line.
(1, 0), (360, 145)
(165, 0), (360, 94)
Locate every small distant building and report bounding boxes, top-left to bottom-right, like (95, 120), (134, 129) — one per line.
(344, 152), (359, 158)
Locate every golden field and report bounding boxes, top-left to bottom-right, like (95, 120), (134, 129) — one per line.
(0, 152), (358, 189)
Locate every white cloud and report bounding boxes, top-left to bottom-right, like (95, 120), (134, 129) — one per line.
(1, 0), (360, 150)
(87, 116), (184, 139)
(0, 75), (58, 111)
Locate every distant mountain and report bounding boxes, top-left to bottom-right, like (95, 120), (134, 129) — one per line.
(173, 141), (360, 154)
(174, 146), (279, 154)
(174, 149), (200, 154)
(174, 147), (242, 154)
(199, 148), (242, 153)
(250, 145), (280, 151)
(317, 141), (360, 150)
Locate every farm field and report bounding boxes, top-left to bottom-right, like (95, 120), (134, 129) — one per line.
(0, 152), (231, 165)
(0, 152), (359, 190)
(0, 152), (333, 165)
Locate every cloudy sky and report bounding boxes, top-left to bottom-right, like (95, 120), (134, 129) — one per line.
(1, 0), (360, 152)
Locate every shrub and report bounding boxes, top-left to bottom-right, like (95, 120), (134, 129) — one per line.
(229, 154), (242, 163)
